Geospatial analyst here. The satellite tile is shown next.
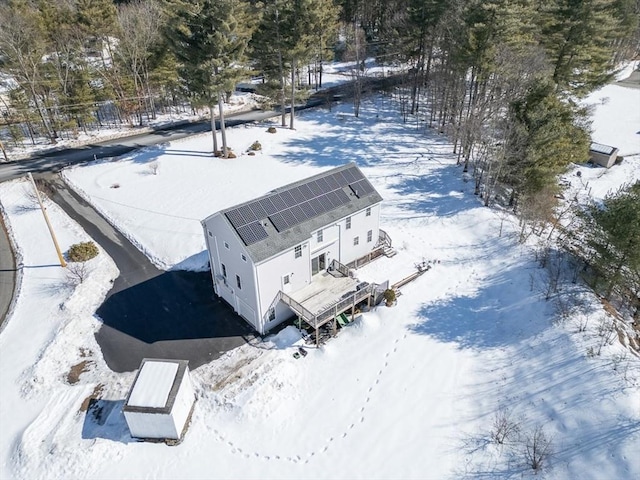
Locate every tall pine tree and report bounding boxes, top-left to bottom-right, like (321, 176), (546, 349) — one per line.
(164, 0), (255, 156)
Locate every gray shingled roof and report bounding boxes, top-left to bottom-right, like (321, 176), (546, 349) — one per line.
(208, 162), (383, 264)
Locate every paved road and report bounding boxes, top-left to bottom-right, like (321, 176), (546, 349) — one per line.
(42, 174), (254, 373)
(0, 214), (15, 329)
(0, 109), (281, 183)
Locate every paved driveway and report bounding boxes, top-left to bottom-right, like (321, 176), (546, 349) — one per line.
(43, 174), (253, 373)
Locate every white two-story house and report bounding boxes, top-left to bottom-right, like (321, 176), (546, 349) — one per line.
(201, 162), (387, 335)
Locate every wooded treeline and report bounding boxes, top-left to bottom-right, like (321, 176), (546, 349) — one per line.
(0, 0), (638, 312)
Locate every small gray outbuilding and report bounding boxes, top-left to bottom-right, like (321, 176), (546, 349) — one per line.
(589, 142), (619, 168)
(123, 358), (195, 441)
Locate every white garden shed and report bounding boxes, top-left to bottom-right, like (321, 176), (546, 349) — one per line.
(123, 358), (195, 441)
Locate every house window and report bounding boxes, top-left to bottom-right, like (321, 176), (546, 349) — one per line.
(241, 254), (247, 262)
(353, 236), (359, 246)
(317, 229), (323, 243)
(236, 274), (242, 290)
(221, 263), (227, 278)
(346, 217), (351, 229)
(366, 207), (371, 217)
(208, 231), (213, 237)
(367, 230), (373, 242)
(224, 241), (229, 249)
(295, 245), (302, 258)
(268, 308), (276, 321)
(283, 275), (290, 285)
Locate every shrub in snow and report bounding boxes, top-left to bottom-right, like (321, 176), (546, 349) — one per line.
(267, 126), (277, 134)
(523, 425), (553, 472)
(383, 288), (396, 306)
(67, 241), (99, 262)
(249, 141), (262, 151)
(66, 261), (91, 285)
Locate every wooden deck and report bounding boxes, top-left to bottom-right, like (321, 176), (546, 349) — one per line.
(288, 272), (360, 315)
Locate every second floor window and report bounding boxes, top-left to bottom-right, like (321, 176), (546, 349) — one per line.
(236, 274), (242, 289)
(367, 230), (373, 242)
(366, 207), (371, 217)
(221, 263), (227, 278)
(317, 229), (323, 242)
(346, 217), (351, 229)
(295, 245), (302, 258)
(354, 236), (359, 246)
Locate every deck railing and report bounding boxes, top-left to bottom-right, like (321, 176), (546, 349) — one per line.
(377, 228), (392, 249)
(328, 259), (350, 277)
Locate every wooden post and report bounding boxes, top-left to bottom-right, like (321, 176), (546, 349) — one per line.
(315, 323), (319, 348)
(352, 295), (356, 322)
(27, 173), (66, 267)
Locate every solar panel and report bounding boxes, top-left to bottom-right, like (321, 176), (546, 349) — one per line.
(334, 188), (350, 206)
(308, 197), (323, 215)
(307, 180), (323, 196)
(300, 201), (316, 218)
(236, 221), (268, 245)
(359, 180), (375, 195)
(315, 177), (330, 192)
(290, 204), (306, 223)
(334, 171), (348, 186)
(289, 186), (306, 204)
(270, 194), (287, 211)
(298, 183), (313, 198)
(229, 165), (376, 236)
(280, 208), (297, 229)
(324, 174), (340, 190)
(269, 212), (287, 232)
(350, 179), (375, 197)
(279, 190), (295, 205)
(259, 197), (278, 216)
(250, 201), (268, 220)
(317, 192), (334, 210)
(237, 204), (257, 223)
(342, 167), (359, 183)
(225, 209), (246, 229)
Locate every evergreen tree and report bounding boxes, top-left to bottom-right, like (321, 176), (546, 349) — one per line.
(584, 182), (640, 305)
(164, 0), (255, 156)
(506, 79), (590, 197)
(538, 0), (626, 95)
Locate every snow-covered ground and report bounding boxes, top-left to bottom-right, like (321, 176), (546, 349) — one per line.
(0, 73), (639, 479)
(1, 59), (395, 162)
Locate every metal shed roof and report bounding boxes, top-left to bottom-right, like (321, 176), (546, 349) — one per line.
(124, 359), (189, 413)
(590, 142), (617, 156)
(205, 163), (383, 264)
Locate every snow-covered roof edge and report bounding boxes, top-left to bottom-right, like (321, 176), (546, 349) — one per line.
(123, 358), (190, 414)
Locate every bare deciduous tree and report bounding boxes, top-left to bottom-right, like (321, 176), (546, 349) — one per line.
(491, 407), (520, 446)
(523, 424), (553, 472)
(66, 261), (91, 285)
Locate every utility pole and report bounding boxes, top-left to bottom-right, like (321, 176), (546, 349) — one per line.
(27, 173), (66, 268)
(0, 139), (8, 162)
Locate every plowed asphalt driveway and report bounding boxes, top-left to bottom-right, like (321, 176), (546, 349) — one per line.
(42, 174), (255, 373)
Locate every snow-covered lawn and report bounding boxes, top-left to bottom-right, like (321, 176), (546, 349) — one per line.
(0, 81), (639, 479)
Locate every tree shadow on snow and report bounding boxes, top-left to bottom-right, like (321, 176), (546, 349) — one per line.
(391, 164), (476, 218)
(410, 264), (552, 350)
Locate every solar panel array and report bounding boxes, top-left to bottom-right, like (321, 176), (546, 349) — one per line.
(225, 165), (376, 246)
